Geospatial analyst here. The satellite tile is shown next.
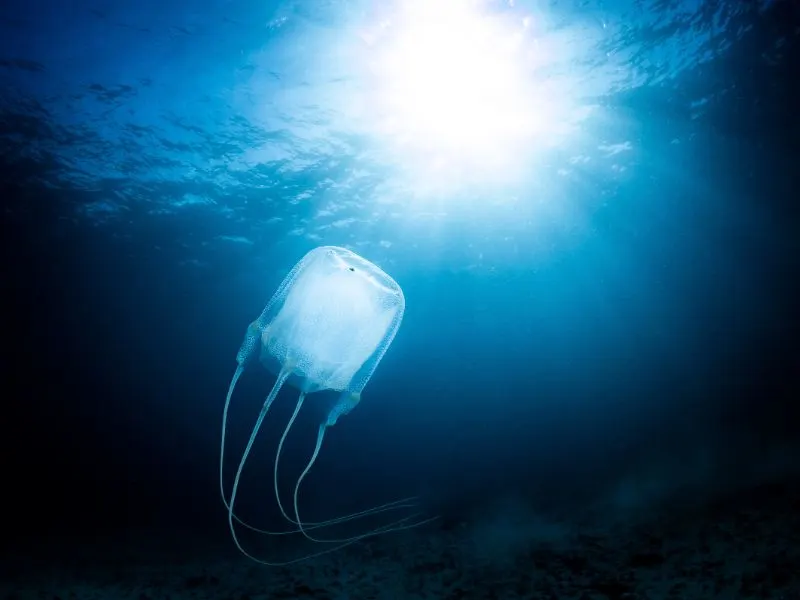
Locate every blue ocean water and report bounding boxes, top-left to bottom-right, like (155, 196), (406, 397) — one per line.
(1, 0), (799, 597)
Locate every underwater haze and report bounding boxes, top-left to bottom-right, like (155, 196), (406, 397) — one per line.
(2, 0), (799, 598)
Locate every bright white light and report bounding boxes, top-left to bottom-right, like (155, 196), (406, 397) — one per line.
(362, 0), (576, 185)
(383, 2), (525, 147)
(242, 0), (604, 199)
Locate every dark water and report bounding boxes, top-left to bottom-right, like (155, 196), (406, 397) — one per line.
(2, 0), (799, 597)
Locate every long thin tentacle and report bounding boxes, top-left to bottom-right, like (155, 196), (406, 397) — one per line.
(293, 423), (438, 544)
(222, 373), (417, 535)
(274, 391), (307, 524)
(225, 370), (431, 566)
(220, 365), (244, 508)
(273, 393), (422, 535)
(227, 368), (289, 561)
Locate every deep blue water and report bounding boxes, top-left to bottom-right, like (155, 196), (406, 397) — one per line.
(1, 0), (799, 596)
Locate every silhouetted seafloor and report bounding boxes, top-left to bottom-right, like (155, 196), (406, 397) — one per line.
(2, 480), (798, 600)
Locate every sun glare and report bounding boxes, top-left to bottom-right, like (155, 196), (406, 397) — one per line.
(383, 3), (526, 147)
(361, 0), (573, 185)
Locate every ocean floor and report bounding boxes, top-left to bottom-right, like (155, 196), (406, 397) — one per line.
(2, 480), (798, 600)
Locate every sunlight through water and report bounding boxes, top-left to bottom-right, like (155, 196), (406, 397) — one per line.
(233, 0), (622, 208)
(358, 0), (594, 192)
